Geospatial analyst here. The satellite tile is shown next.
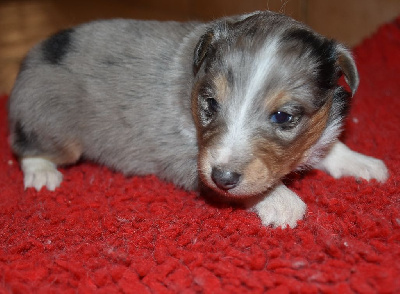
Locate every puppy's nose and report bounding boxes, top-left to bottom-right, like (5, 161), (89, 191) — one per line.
(211, 168), (241, 190)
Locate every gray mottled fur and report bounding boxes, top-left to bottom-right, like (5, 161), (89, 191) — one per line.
(9, 19), (208, 189)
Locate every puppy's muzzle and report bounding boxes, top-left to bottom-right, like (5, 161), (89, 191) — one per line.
(211, 167), (242, 190)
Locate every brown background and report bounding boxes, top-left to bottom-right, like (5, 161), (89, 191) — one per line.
(1, 0), (400, 94)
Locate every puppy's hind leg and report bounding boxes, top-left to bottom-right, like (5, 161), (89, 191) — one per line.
(10, 122), (82, 191)
(316, 141), (389, 182)
(21, 158), (63, 191)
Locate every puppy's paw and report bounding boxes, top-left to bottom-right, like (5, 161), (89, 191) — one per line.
(317, 141), (389, 183)
(21, 158), (63, 191)
(328, 155), (388, 182)
(252, 184), (306, 228)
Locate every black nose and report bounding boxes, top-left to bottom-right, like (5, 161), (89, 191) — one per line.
(211, 168), (241, 190)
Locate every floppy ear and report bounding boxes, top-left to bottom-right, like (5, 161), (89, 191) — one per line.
(193, 30), (215, 76)
(336, 44), (359, 96)
(193, 15), (258, 76)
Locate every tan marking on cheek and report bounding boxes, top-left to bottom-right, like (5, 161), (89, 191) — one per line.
(191, 81), (202, 132)
(214, 74), (229, 102)
(243, 157), (270, 185)
(256, 140), (292, 179)
(265, 90), (292, 113)
(285, 99), (332, 168)
(198, 148), (211, 180)
(197, 128), (224, 174)
(297, 99), (331, 149)
(256, 99), (332, 179)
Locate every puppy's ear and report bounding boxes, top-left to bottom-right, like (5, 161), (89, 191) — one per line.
(193, 30), (215, 76)
(336, 44), (359, 96)
(193, 21), (232, 75)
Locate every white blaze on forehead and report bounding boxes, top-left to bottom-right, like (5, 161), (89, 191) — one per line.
(213, 39), (281, 165)
(244, 39), (281, 107)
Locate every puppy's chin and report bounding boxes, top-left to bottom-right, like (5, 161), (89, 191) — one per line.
(212, 185), (272, 199)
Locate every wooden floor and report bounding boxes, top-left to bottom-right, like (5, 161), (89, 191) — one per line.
(1, 0), (400, 94)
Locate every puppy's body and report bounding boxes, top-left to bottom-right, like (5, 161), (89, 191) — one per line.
(10, 19), (203, 189)
(8, 11), (388, 228)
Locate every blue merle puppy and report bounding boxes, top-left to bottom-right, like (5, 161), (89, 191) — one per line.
(8, 11), (388, 228)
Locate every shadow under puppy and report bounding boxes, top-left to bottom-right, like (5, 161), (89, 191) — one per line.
(8, 11), (388, 228)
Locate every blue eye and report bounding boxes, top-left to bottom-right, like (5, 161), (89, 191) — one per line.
(270, 111), (293, 124)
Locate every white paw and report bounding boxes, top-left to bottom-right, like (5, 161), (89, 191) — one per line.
(252, 184), (306, 229)
(317, 141), (389, 183)
(21, 158), (63, 191)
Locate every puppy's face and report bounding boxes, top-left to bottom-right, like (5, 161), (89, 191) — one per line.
(191, 12), (359, 198)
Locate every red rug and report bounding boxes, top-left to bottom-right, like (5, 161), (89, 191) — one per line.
(1, 17), (400, 294)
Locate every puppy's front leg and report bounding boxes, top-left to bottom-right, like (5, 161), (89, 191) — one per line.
(252, 184), (307, 228)
(316, 141), (388, 182)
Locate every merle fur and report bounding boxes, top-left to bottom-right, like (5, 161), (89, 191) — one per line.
(42, 28), (74, 65)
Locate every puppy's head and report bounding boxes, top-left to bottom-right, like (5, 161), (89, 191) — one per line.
(191, 11), (359, 198)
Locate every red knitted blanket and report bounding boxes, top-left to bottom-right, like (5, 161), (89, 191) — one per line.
(1, 17), (399, 293)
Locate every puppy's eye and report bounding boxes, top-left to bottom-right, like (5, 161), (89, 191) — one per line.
(206, 98), (219, 114)
(270, 111), (293, 124)
(199, 95), (219, 125)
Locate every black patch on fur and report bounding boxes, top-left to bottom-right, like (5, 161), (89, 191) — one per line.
(42, 28), (74, 65)
(12, 121), (41, 156)
(283, 29), (339, 92)
(332, 86), (351, 119)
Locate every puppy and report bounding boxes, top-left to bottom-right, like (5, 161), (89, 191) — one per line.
(8, 11), (388, 228)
